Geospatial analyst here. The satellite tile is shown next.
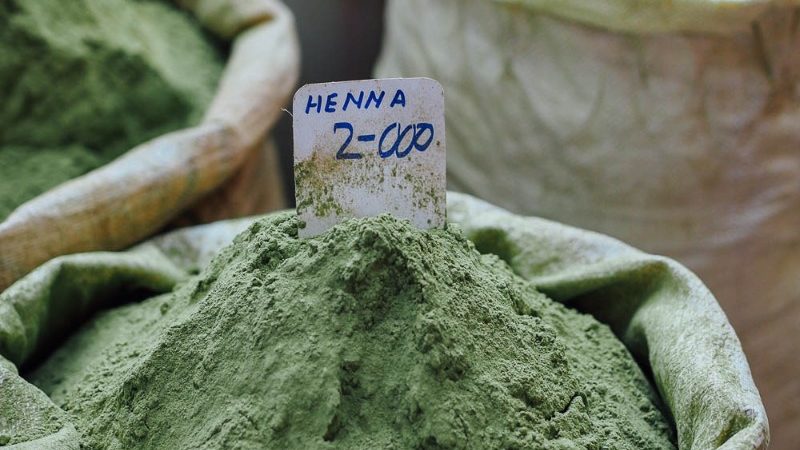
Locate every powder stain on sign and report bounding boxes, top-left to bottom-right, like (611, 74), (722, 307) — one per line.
(295, 149), (349, 218)
(295, 148), (444, 228)
(28, 213), (675, 449)
(0, 0), (223, 220)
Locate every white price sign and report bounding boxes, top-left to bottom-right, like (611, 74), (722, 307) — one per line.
(293, 78), (446, 237)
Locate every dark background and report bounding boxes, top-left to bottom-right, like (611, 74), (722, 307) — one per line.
(275, 0), (387, 205)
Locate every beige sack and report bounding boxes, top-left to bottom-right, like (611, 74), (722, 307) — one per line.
(0, 193), (769, 449)
(376, 1), (800, 447)
(0, 0), (300, 293)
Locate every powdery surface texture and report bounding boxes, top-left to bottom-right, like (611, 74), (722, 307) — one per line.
(29, 213), (675, 449)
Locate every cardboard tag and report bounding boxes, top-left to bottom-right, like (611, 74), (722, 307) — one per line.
(293, 78), (446, 237)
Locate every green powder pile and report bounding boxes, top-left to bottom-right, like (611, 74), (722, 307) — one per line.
(28, 214), (676, 449)
(0, 0), (223, 220)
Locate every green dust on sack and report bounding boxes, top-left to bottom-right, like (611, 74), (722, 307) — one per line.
(0, 0), (224, 221)
(28, 213), (675, 449)
(295, 149), (443, 221)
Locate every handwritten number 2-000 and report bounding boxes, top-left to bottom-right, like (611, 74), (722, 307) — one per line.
(334, 122), (360, 160)
(334, 121), (434, 160)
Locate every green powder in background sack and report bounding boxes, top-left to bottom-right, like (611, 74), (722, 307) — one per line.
(0, 0), (223, 221)
(27, 213), (676, 449)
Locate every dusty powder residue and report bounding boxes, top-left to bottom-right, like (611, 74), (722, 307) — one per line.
(29, 213), (676, 449)
(0, 0), (223, 220)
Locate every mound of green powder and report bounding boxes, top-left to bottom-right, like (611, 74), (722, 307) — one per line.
(0, 0), (223, 220)
(29, 214), (676, 449)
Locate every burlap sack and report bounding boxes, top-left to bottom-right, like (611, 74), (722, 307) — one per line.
(375, 1), (798, 447)
(0, 0), (299, 294)
(0, 193), (767, 448)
